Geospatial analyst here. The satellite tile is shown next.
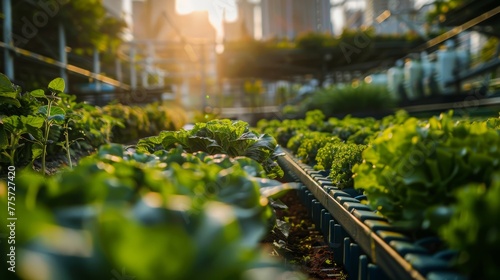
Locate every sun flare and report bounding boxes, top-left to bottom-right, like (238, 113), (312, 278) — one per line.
(176, 0), (238, 33)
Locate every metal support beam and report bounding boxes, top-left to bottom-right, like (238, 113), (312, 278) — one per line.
(3, 0), (14, 79)
(115, 58), (123, 84)
(0, 40), (130, 90)
(130, 45), (137, 89)
(58, 23), (68, 90)
(93, 48), (101, 92)
(200, 43), (207, 111)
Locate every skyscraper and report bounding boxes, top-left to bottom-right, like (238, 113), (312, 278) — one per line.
(344, 9), (364, 31)
(261, 0), (332, 40)
(364, 0), (414, 35)
(224, 0), (256, 41)
(132, 0), (216, 41)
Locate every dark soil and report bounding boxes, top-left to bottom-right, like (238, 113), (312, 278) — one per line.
(32, 149), (94, 175)
(263, 191), (347, 280)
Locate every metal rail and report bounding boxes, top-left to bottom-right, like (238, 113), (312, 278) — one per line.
(0, 41), (130, 90)
(402, 96), (500, 113)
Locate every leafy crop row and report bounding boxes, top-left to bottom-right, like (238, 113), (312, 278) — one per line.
(137, 119), (284, 179)
(0, 143), (298, 280)
(103, 102), (186, 143)
(259, 110), (500, 279)
(257, 109), (401, 186)
(1, 83), (296, 279)
(354, 112), (500, 228)
(0, 74), (185, 175)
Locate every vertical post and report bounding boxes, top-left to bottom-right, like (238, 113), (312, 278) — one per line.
(3, 0), (14, 79)
(286, 0), (292, 39)
(146, 41), (155, 87)
(93, 48), (101, 92)
(58, 23), (68, 91)
(130, 44), (137, 90)
(115, 58), (123, 85)
(200, 42), (206, 111)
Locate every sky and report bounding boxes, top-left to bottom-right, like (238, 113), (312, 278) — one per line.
(175, 0), (362, 38)
(176, 0), (238, 37)
(175, 0), (433, 38)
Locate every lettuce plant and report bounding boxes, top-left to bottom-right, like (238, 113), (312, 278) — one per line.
(353, 112), (500, 229)
(137, 119), (284, 178)
(434, 171), (500, 280)
(315, 142), (367, 189)
(0, 144), (297, 280)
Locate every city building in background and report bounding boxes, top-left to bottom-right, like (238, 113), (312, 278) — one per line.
(343, 8), (364, 30)
(223, 0), (257, 41)
(364, 0), (415, 35)
(103, 0), (134, 41)
(128, 0), (217, 109)
(132, 0), (216, 41)
(260, 0), (332, 40)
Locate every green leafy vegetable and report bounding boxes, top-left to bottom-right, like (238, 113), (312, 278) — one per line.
(433, 172), (500, 280)
(0, 143), (297, 280)
(137, 119), (284, 178)
(353, 112), (500, 229)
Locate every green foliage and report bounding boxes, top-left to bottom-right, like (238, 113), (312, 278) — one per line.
(1, 76), (104, 173)
(304, 84), (396, 118)
(286, 132), (335, 164)
(137, 119), (283, 179)
(480, 37), (499, 62)
(379, 109), (411, 129)
(433, 172), (500, 280)
(426, 0), (467, 25)
(0, 114), (44, 167)
(30, 78), (68, 175)
(193, 111), (221, 123)
(103, 102), (186, 143)
(10, 0), (126, 54)
(314, 142), (367, 189)
(296, 32), (337, 50)
(257, 118), (308, 147)
(327, 115), (379, 142)
(304, 109), (326, 131)
(314, 141), (342, 171)
(353, 112), (500, 229)
(329, 143), (367, 189)
(0, 77), (73, 174)
(9, 0), (127, 87)
(0, 144), (297, 280)
(282, 105), (300, 115)
(0, 74), (21, 108)
(0, 75), (186, 175)
(259, 109), (500, 277)
(256, 110), (326, 148)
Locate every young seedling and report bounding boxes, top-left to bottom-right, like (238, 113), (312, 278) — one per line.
(30, 78), (66, 175)
(57, 116), (84, 169)
(1, 115), (44, 167)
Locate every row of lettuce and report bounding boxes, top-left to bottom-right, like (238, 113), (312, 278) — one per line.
(0, 146), (294, 279)
(0, 74), (186, 175)
(1, 75), (304, 279)
(1, 116), (303, 279)
(257, 110), (500, 279)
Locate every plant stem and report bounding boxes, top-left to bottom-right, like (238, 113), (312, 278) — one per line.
(42, 126), (49, 175)
(9, 133), (16, 166)
(41, 100), (53, 175)
(65, 126), (72, 169)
